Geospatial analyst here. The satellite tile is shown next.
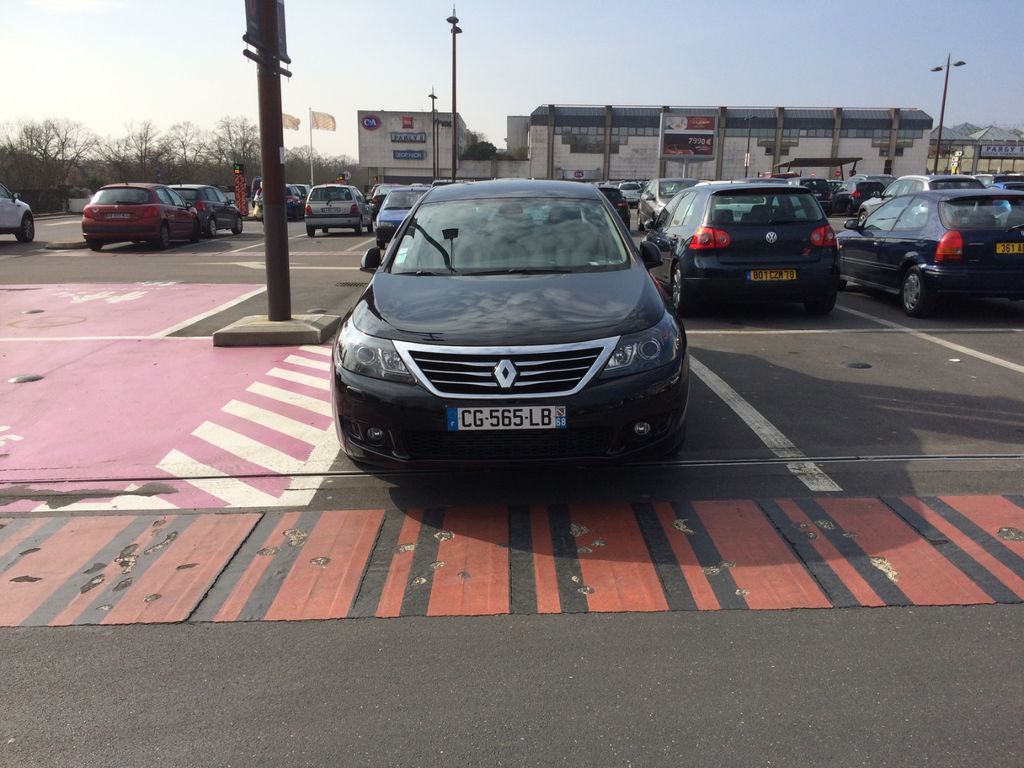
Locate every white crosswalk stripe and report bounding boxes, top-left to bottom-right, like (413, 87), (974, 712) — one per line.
(284, 354), (331, 372)
(246, 381), (332, 416)
(221, 399), (325, 445)
(157, 450), (283, 507)
(192, 422), (306, 474)
(267, 367), (330, 391)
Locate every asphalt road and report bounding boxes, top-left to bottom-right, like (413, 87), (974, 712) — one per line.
(1, 213), (1023, 767)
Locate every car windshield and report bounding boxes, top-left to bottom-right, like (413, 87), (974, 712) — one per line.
(939, 197), (1024, 230)
(309, 187), (353, 202)
(389, 197), (631, 275)
(92, 188), (150, 205)
(660, 180), (696, 197)
(710, 191), (823, 224)
(383, 189), (427, 210)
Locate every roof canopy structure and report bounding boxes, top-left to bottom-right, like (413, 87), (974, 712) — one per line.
(774, 157), (862, 170)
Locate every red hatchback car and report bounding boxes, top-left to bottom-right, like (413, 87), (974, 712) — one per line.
(82, 183), (200, 251)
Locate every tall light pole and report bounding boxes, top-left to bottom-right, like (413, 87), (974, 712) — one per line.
(428, 87), (438, 180)
(743, 115), (753, 178)
(931, 54), (966, 174)
(447, 8), (462, 181)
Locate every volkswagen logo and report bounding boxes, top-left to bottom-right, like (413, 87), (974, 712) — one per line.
(493, 359), (517, 389)
(765, 231), (778, 244)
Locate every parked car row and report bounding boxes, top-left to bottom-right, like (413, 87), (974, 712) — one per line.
(0, 182), (35, 242)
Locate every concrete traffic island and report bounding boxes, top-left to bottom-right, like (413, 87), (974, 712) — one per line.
(213, 313), (341, 347)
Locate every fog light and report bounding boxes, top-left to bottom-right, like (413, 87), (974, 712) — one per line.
(633, 422), (651, 438)
(366, 427), (386, 444)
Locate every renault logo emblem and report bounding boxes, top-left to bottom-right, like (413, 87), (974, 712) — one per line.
(765, 231), (778, 244)
(493, 359), (517, 389)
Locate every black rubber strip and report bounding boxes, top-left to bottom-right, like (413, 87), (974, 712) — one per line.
(399, 507), (447, 617)
(918, 496), (1024, 583)
(347, 508), (409, 618)
(632, 502), (697, 611)
(672, 501), (747, 609)
(508, 505), (537, 615)
(0, 518), (70, 576)
(547, 504), (590, 614)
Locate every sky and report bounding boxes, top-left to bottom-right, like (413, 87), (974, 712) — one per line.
(7, 0), (1024, 161)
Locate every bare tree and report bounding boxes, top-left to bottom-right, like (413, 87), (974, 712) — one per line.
(211, 116), (261, 176)
(161, 121), (208, 181)
(98, 121), (168, 182)
(0, 119), (98, 190)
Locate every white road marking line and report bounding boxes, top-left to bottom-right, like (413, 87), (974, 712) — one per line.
(193, 422), (305, 474)
(157, 450), (282, 507)
(225, 242), (267, 254)
(192, 260), (362, 270)
(0, 335), (210, 342)
(300, 345), (332, 356)
(689, 356), (842, 492)
(43, 221), (79, 227)
(686, 327), (1024, 335)
(148, 286), (267, 337)
(267, 367), (330, 391)
(247, 381), (332, 416)
(34, 492), (180, 513)
(221, 399), (325, 445)
(836, 306), (1024, 375)
(284, 354), (331, 372)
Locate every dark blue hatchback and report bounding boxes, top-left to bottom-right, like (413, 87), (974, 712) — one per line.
(837, 189), (1024, 317)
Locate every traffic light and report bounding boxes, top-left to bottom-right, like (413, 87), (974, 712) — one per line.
(233, 163), (245, 176)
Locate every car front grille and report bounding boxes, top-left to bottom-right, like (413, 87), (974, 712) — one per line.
(396, 340), (617, 399)
(404, 427), (610, 460)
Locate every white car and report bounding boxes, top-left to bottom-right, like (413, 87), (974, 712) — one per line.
(618, 181), (642, 207)
(0, 182), (34, 242)
(304, 184), (372, 237)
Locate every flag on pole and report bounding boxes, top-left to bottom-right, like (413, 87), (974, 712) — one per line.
(310, 111), (336, 131)
(282, 113), (300, 130)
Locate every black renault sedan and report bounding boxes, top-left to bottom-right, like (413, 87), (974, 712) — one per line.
(644, 182), (840, 315)
(837, 189), (1024, 317)
(331, 180), (689, 467)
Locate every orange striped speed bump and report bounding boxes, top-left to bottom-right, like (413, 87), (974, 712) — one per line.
(3, 495), (1023, 626)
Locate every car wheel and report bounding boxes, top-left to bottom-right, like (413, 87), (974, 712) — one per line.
(354, 223), (363, 235)
(189, 219), (201, 243)
(154, 222), (171, 250)
(306, 226), (316, 238)
(805, 287), (838, 315)
(15, 214), (34, 242)
(87, 240), (103, 252)
(901, 265), (937, 317)
(838, 278), (848, 291)
(205, 215), (217, 238)
(857, 208), (868, 226)
(670, 263), (699, 316)
(231, 216), (243, 235)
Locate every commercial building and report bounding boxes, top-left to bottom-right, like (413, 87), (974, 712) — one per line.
(527, 105), (934, 181)
(356, 109), (467, 184)
(929, 123), (1024, 174)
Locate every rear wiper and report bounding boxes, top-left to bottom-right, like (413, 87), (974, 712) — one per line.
(1006, 223), (1024, 232)
(464, 268), (573, 275)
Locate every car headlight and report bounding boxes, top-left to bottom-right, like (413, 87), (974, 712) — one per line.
(600, 313), (681, 379)
(334, 322), (415, 384)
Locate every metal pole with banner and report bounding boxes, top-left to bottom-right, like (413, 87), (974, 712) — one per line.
(660, 110), (718, 177)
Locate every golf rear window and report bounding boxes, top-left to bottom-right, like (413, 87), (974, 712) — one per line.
(92, 188), (150, 205)
(709, 191), (824, 224)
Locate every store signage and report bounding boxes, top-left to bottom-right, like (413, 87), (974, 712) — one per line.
(391, 132), (427, 143)
(661, 112), (718, 160)
(361, 115), (381, 130)
(393, 150), (425, 161)
(981, 144), (1024, 158)
(402, 116), (415, 129)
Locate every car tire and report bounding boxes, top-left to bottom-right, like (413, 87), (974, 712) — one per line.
(670, 263), (699, 317)
(901, 265), (937, 317)
(231, 216), (243, 235)
(354, 223), (363, 235)
(857, 208), (868, 226)
(805, 287), (838, 315)
(838, 278), (848, 291)
(15, 214), (34, 242)
(87, 241), (103, 252)
(189, 219), (201, 243)
(205, 216), (217, 238)
(154, 222), (171, 250)
(306, 226), (316, 238)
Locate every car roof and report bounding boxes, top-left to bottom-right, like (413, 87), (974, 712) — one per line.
(168, 184), (212, 189)
(100, 182), (161, 188)
(913, 189), (1024, 200)
(705, 182), (811, 193)
(423, 179), (604, 202)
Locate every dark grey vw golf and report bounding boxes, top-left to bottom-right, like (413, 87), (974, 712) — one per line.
(331, 179), (690, 466)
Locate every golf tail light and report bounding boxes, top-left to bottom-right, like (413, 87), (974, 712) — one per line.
(350, 204), (359, 215)
(690, 226), (732, 250)
(810, 224), (836, 247)
(935, 230), (964, 262)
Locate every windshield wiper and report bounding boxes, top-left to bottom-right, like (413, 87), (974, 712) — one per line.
(408, 221), (458, 274)
(463, 267), (573, 275)
(1006, 222), (1024, 232)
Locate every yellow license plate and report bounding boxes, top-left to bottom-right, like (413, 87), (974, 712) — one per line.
(996, 242), (1024, 254)
(748, 269), (797, 281)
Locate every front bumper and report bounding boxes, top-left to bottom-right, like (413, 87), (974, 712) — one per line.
(331, 355), (690, 467)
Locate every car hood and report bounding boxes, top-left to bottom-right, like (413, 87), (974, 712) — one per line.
(350, 266), (667, 345)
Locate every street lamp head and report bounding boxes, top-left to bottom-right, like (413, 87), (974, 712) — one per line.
(446, 14), (459, 24)
(930, 66), (943, 72)
(953, 60), (966, 67)
(453, 25), (462, 34)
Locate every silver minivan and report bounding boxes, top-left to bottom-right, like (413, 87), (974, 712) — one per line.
(305, 184), (372, 237)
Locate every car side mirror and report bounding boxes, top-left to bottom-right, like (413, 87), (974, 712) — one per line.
(640, 241), (662, 269)
(844, 219), (862, 231)
(13, 192), (20, 201)
(361, 246), (382, 272)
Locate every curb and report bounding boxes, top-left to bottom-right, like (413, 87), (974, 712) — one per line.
(45, 240), (88, 250)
